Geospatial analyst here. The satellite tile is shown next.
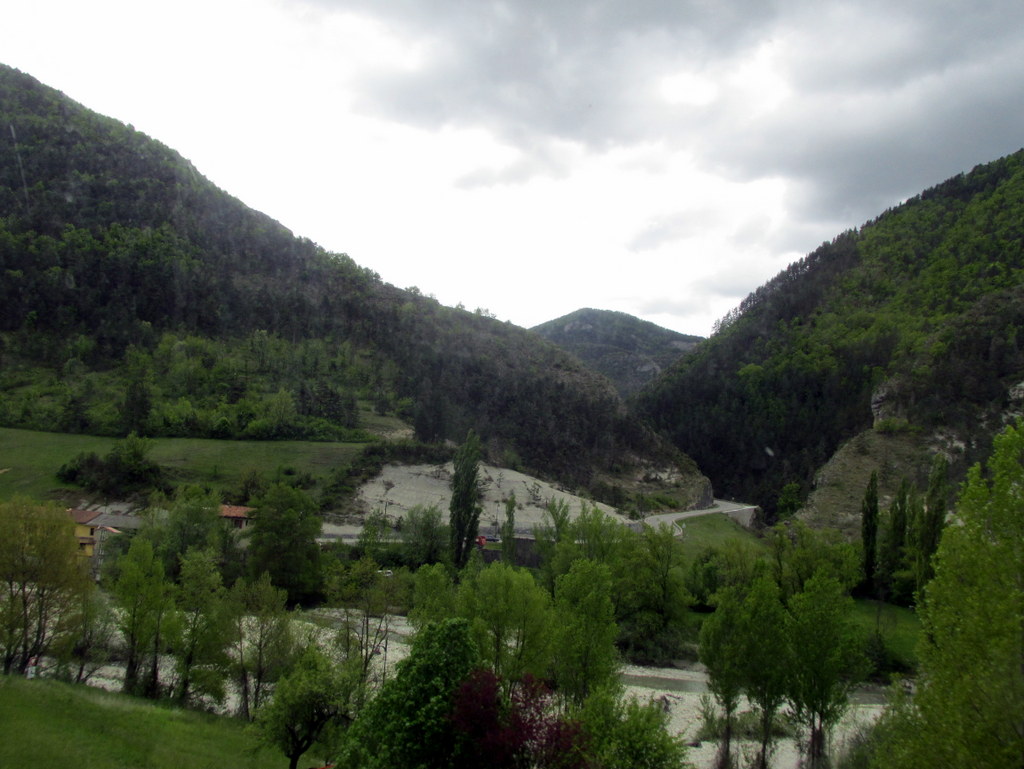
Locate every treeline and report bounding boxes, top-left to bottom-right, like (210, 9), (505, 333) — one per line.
(0, 488), (866, 769)
(637, 149), (1024, 513)
(2, 330), (382, 442)
(7, 423), (1018, 768)
(0, 63), (693, 492)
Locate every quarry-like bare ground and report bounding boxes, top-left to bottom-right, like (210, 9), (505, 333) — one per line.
(321, 462), (630, 541)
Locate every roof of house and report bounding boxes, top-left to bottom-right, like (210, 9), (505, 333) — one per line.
(219, 505), (255, 520)
(68, 508), (102, 525)
(90, 512), (144, 530)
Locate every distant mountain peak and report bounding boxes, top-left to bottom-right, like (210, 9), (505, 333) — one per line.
(532, 308), (703, 398)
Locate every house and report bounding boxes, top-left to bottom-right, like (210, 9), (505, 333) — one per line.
(219, 504), (254, 530)
(67, 508), (101, 559)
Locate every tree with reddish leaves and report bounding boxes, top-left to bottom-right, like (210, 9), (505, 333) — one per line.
(451, 669), (592, 769)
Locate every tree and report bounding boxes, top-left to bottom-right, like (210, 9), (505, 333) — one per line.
(227, 572), (294, 720)
(401, 504), (447, 567)
(121, 366), (153, 435)
(736, 576), (790, 769)
(253, 646), (361, 769)
(0, 498), (91, 675)
(169, 548), (230, 706)
(860, 471), (879, 590)
(552, 559), (619, 707)
(699, 585), (746, 769)
(409, 562), (457, 629)
(767, 520), (859, 600)
(616, 523), (691, 663)
(159, 488), (222, 581)
(580, 686), (688, 769)
(909, 454), (948, 594)
(457, 562), (553, 685)
(874, 422), (1024, 769)
(53, 589), (116, 684)
(327, 557), (402, 688)
(451, 669), (591, 769)
(500, 493), (517, 565)
(112, 536), (176, 697)
(876, 480), (911, 603)
(786, 573), (867, 768)
(342, 618), (479, 769)
(247, 484), (323, 605)
(449, 430), (483, 570)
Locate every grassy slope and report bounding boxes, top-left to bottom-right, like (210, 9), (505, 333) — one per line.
(0, 427), (368, 502)
(851, 598), (921, 670)
(676, 513), (767, 561)
(0, 677), (288, 769)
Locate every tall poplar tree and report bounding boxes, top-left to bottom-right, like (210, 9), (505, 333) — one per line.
(449, 430), (482, 570)
(860, 471), (879, 591)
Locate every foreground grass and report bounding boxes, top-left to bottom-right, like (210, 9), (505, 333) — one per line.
(0, 427), (367, 501)
(0, 677), (288, 769)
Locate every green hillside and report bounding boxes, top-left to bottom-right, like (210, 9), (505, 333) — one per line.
(0, 677), (286, 769)
(532, 308), (703, 397)
(637, 149), (1024, 514)
(0, 63), (706, 503)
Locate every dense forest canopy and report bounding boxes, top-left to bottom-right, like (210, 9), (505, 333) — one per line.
(637, 148), (1024, 513)
(0, 63), (700, 496)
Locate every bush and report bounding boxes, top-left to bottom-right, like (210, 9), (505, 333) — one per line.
(57, 433), (165, 496)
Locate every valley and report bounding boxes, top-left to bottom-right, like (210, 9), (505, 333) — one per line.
(1, 59), (1021, 769)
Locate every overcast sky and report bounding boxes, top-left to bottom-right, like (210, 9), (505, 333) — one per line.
(4, 1), (1022, 336)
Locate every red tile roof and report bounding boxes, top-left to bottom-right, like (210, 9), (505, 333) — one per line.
(68, 508), (102, 525)
(219, 505), (254, 519)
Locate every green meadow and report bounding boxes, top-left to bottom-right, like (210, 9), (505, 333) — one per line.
(0, 677), (290, 769)
(0, 427), (366, 502)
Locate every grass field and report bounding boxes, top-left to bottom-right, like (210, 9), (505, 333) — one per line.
(851, 598), (921, 670)
(0, 427), (368, 502)
(675, 513), (767, 560)
(0, 677), (291, 769)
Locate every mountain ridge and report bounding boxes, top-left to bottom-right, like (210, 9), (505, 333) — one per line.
(532, 308), (703, 398)
(636, 148), (1024, 517)
(0, 63), (710, 508)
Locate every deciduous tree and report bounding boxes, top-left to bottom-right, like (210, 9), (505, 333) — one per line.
(552, 559), (619, 707)
(342, 618), (479, 769)
(113, 536), (176, 697)
(874, 422), (1024, 769)
(227, 572), (294, 720)
(170, 547), (230, 706)
(248, 484), (322, 605)
(786, 573), (867, 767)
(253, 646), (360, 769)
(699, 585), (746, 769)
(0, 498), (91, 675)
(457, 562), (553, 685)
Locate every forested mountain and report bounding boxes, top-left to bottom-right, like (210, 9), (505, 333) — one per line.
(0, 64), (707, 503)
(532, 308), (702, 397)
(636, 149), (1024, 516)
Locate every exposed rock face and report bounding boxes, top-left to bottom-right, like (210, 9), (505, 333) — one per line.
(871, 378), (910, 425)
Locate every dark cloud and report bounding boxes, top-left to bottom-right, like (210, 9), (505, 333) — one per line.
(300, 0), (1024, 265)
(306, 0), (779, 147)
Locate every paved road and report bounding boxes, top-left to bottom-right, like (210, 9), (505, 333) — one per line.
(644, 499), (760, 530)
